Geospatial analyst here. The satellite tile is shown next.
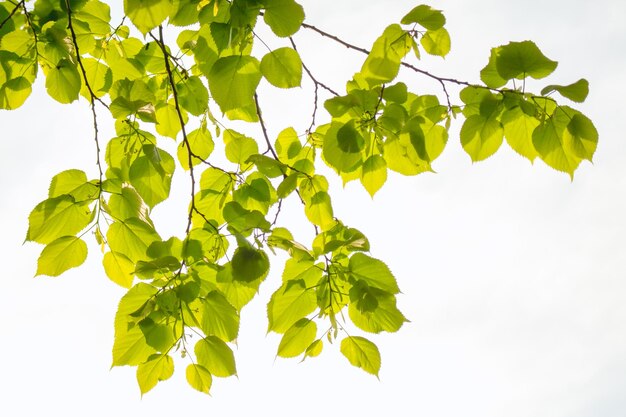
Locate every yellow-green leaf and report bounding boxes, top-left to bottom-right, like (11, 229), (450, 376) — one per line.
(277, 318), (317, 358)
(36, 236), (88, 277)
(186, 364), (212, 394)
(136, 354), (174, 395)
(103, 251), (135, 288)
(360, 155), (387, 197)
(195, 336), (237, 377)
(340, 336), (381, 377)
(260, 47), (302, 88)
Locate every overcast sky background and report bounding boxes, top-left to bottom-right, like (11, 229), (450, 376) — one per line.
(1, 0), (625, 416)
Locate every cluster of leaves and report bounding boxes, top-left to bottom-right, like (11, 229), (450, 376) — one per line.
(0, 0), (597, 395)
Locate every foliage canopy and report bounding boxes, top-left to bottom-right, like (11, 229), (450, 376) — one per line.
(0, 0), (596, 394)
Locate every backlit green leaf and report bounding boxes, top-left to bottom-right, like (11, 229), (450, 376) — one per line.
(502, 106), (540, 161)
(36, 236), (88, 277)
(0, 76), (33, 109)
(349, 253), (399, 294)
(107, 218), (161, 263)
(48, 169), (98, 201)
(177, 125), (214, 170)
(360, 24), (411, 87)
(103, 251), (135, 288)
(303, 339), (323, 359)
(349, 289), (407, 334)
(129, 145), (175, 208)
(186, 364), (212, 394)
(420, 27), (450, 57)
(177, 75), (209, 116)
(360, 155), (387, 197)
(113, 284), (159, 366)
(231, 245), (269, 283)
(480, 48), (507, 88)
(401, 4), (445, 30)
(260, 47), (302, 88)
(208, 56), (261, 120)
(532, 111), (581, 178)
(541, 78), (589, 103)
(340, 336), (381, 377)
(137, 354), (174, 395)
(124, 0), (173, 35)
(563, 110), (598, 161)
(201, 291), (240, 342)
(27, 195), (94, 244)
(495, 40), (558, 80)
(224, 129), (259, 166)
(195, 336), (237, 377)
(304, 191), (334, 230)
(45, 58), (81, 104)
(263, 0), (305, 37)
(277, 318), (317, 358)
(460, 114), (504, 162)
(268, 279), (317, 333)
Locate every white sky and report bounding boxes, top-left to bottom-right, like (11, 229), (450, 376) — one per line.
(1, 1), (626, 416)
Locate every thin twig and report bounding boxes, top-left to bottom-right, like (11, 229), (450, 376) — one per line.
(253, 92), (279, 160)
(154, 26), (195, 235)
(64, 0), (104, 182)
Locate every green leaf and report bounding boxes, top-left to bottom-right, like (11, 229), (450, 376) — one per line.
(263, 0), (305, 37)
(267, 279), (317, 333)
(360, 24), (411, 87)
(124, 0), (173, 35)
(80, 58), (112, 98)
(177, 125), (214, 170)
(401, 4), (445, 29)
(420, 27), (451, 57)
(277, 318), (317, 358)
(45, 58), (81, 104)
(129, 145), (175, 208)
(260, 47), (302, 88)
(136, 354), (174, 395)
(231, 245), (269, 283)
(103, 251), (135, 288)
(276, 173), (299, 198)
(349, 288), (407, 334)
(322, 122), (363, 173)
(113, 283), (159, 366)
(340, 336), (381, 377)
(186, 364), (212, 394)
(36, 236), (88, 277)
(480, 48), (508, 88)
(201, 291), (240, 342)
(532, 111), (581, 178)
(541, 78), (589, 103)
(107, 218), (161, 263)
(564, 110), (598, 161)
(460, 114), (504, 162)
(275, 127), (302, 161)
(177, 75), (209, 116)
(349, 253), (399, 294)
(208, 56), (261, 121)
(303, 339), (323, 359)
(195, 336), (237, 377)
(0, 76), (33, 109)
(495, 40), (558, 80)
(224, 129), (259, 166)
(155, 102), (187, 139)
(108, 187), (151, 223)
(304, 191), (334, 230)
(48, 169), (98, 201)
(360, 155), (387, 197)
(501, 106), (540, 161)
(27, 195), (94, 244)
